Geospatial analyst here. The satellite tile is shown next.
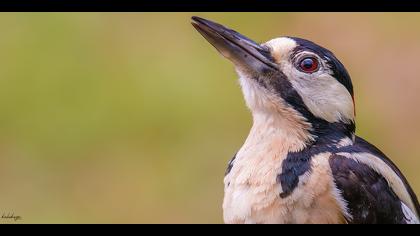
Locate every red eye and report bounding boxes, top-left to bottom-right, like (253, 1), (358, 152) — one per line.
(299, 57), (319, 73)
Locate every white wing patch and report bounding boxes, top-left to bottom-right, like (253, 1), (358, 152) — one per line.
(402, 201), (420, 224)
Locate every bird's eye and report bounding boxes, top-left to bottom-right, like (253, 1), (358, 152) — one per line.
(298, 57), (319, 73)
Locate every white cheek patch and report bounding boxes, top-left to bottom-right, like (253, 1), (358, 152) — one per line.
(289, 73), (355, 124)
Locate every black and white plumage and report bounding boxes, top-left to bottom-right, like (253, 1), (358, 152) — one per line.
(192, 16), (419, 224)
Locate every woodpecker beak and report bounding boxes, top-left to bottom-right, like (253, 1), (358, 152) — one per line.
(192, 16), (278, 73)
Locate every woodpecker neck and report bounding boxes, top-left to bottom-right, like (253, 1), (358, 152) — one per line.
(250, 111), (355, 153)
(249, 111), (313, 153)
(238, 72), (355, 151)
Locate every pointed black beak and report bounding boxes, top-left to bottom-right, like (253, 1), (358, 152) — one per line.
(191, 16), (278, 73)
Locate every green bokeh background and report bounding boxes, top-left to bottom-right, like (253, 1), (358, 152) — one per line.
(0, 13), (419, 223)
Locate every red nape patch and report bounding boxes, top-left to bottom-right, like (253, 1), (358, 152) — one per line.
(352, 95), (356, 116)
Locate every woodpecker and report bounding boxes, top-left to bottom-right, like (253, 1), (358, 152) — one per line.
(192, 16), (420, 224)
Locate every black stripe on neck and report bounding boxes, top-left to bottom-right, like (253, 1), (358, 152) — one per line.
(278, 129), (352, 198)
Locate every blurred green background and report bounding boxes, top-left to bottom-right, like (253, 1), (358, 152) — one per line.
(0, 13), (419, 223)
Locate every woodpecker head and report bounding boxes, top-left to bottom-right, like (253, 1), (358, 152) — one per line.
(192, 16), (355, 145)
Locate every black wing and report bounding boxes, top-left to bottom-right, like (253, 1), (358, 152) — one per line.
(329, 136), (420, 224)
(353, 137), (420, 216)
